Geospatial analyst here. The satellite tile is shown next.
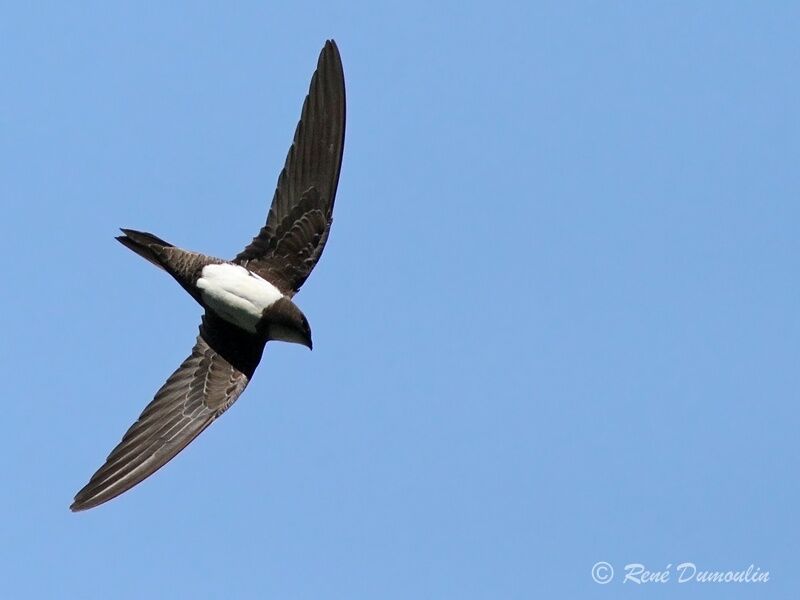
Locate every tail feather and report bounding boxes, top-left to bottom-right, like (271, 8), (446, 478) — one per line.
(116, 228), (174, 270)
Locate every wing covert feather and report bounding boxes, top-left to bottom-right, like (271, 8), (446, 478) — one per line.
(235, 40), (346, 295)
(70, 316), (265, 512)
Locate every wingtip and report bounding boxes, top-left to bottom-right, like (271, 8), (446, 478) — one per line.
(321, 39), (341, 62)
(69, 496), (90, 512)
(70, 485), (98, 512)
(70, 484), (123, 512)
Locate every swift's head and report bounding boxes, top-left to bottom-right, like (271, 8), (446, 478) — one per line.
(263, 298), (313, 350)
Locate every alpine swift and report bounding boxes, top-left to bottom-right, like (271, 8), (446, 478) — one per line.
(71, 40), (346, 511)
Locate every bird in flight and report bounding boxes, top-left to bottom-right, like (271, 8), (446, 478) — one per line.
(71, 40), (346, 511)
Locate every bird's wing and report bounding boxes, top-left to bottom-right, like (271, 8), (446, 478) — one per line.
(71, 315), (266, 511)
(234, 39), (346, 296)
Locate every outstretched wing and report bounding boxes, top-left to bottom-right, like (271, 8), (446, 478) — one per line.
(71, 315), (266, 511)
(235, 39), (346, 296)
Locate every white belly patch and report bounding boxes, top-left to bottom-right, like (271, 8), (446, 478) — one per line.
(196, 263), (283, 333)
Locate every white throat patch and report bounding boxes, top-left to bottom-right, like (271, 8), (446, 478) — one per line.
(197, 263), (283, 333)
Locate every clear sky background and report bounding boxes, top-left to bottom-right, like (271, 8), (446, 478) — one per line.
(1, 3), (797, 599)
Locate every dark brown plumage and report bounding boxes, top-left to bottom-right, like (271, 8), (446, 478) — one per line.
(236, 40), (346, 295)
(71, 40), (345, 511)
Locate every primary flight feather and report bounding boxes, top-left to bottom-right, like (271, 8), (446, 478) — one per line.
(71, 40), (345, 511)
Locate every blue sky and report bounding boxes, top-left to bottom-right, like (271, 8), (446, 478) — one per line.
(1, 2), (797, 598)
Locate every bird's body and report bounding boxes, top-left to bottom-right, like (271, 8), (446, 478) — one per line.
(196, 263), (285, 334)
(71, 40), (345, 511)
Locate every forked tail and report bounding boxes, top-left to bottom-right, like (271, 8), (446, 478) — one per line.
(116, 228), (174, 270)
